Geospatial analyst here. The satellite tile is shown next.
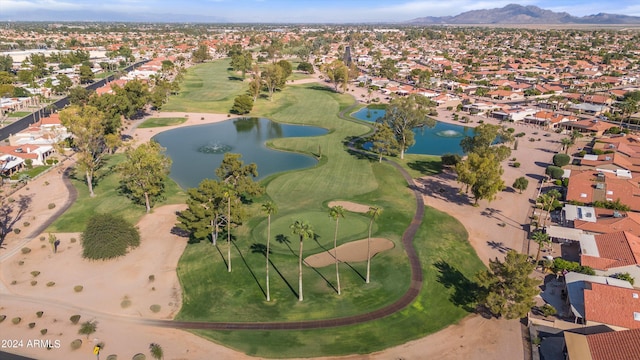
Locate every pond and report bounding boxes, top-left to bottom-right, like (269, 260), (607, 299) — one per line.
(153, 117), (328, 189)
(351, 107), (473, 156)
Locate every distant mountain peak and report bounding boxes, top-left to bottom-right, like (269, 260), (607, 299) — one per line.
(408, 4), (640, 24)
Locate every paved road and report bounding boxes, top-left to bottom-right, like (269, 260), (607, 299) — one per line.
(1, 99), (427, 332)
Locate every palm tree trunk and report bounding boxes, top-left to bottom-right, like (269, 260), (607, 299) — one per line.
(266, 215), (271, 302)
(535, 243), (542, 264)
(366, 220), (372, 284)
(227, 196), (231, 273)
(334, 218), (341, 295)
(298, 237), (304, 301)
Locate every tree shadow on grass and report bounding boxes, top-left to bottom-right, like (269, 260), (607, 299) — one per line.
(229, 239), (265, 298)
(407, 160), (442, 176)
(434, 260), (482, 312)
(228, 76), (244, 81)
(276, 234), (295, 256)
(251, 243), (298, 300)
(307, 85), (338, 94)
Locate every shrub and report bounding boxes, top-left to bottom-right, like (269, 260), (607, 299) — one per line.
(74, 285), (84, 292)
(13, 228), (21, 234)
(70, 315), (81, 324)
(12, 317), (21, 324)
(0, 315), (5, 323)
(546, 165), (564, 180)
(46, 281), (55, 287)
(23, 221), (30, 227)
(106, 355), (118, 360)
(31, 280), (37, 286)
(78, 320), (98, 339)
(512, 162), (521, 168)
(21, 247), (31, 254)
(610, 272), (635, 285)
(48, 203), (55, 209)
(230, 94), (254, 115)
(132, 353), (146, 360)
(148, 275), (155, 282)
(81, 214), (141, 260)
(121, 297), (131, 308)
(515, 132), (526, 137)
(18, 260), (24, 265)
(553, 258), (595, 275)
(36, 311), (43, 318)
(70, 339), (82, 350)
(441, 153), (461, 166)
(592, 148), (604, 155)
(552, 153), (571, 167)
(40, 329), (48, 335)
(577, 150), (586, 157)
(541, 304), (557, 316)
(40, 236), (45, 241)
(31, 271), (40, 277)
(28, 322), (36, 329)
(70, 237), (77, 243)
(149, 304), (161, 313)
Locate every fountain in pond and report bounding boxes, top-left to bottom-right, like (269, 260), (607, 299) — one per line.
(435, 129), (463, 137)
(198, 141), (233, 154)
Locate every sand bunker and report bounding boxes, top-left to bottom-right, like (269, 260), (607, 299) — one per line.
(328, 201), (375, 213)
(305, 238), (394, 268)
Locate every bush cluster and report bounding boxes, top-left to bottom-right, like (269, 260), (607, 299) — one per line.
(546, 165), (564, 180)
(81, 214), (140, 260)
(553, 258), (595, 275)
(552, 153), (571, 167)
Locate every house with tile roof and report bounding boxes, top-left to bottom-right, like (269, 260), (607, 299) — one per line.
(565, 170), (640, 211)
(583, 282), (640, 330)
(561, 119), (617, 136)
(564, 272), (635, 328)
(578, 230), (640, 280)
(564, 327), (640, 360)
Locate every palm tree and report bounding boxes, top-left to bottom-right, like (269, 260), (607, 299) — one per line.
(290, 220), (314, 301)
(262, 201), (277, 301)
(537, 189), (561, 229)
(560, 137), (573, 154)
(329, 206), (346, 295)
(149, 343), (164, 360)
(531, 230), (551, 264)
(366, 206), (382, 284)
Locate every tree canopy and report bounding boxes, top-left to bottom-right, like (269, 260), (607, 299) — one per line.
(460, 123), (512, 161)
(377, 94), (435, 159)
(81, 213), (140, 260)
(119, 141), (172, 213)
(476, 250), (540, 319)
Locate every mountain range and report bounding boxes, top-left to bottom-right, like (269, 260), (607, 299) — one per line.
(2, 4), (640, 24)
(408, 4), (640, 25)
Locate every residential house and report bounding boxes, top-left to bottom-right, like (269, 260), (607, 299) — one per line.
(564, 327), (640, 360)
(564, 272), (637, 329)
(561, 119), (617, 136)
(579, 231), (640, 281)
(565, 170), (640, 211)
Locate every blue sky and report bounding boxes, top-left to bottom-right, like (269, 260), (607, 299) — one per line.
(2, 0), (640, 22)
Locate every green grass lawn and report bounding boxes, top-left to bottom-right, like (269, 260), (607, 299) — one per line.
(10, 165), (51, 180)
(47, 154), (186, 232)
(187, 205), (485, 358)
(138, 117), (187, 128)
(6, 111), (32, 118)
(162, 59), (249, 114)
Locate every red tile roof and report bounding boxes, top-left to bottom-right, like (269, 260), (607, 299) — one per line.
(581, 231), (640, 270)
(584, 282), (640, 329)
(587, 328), (640, 360)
